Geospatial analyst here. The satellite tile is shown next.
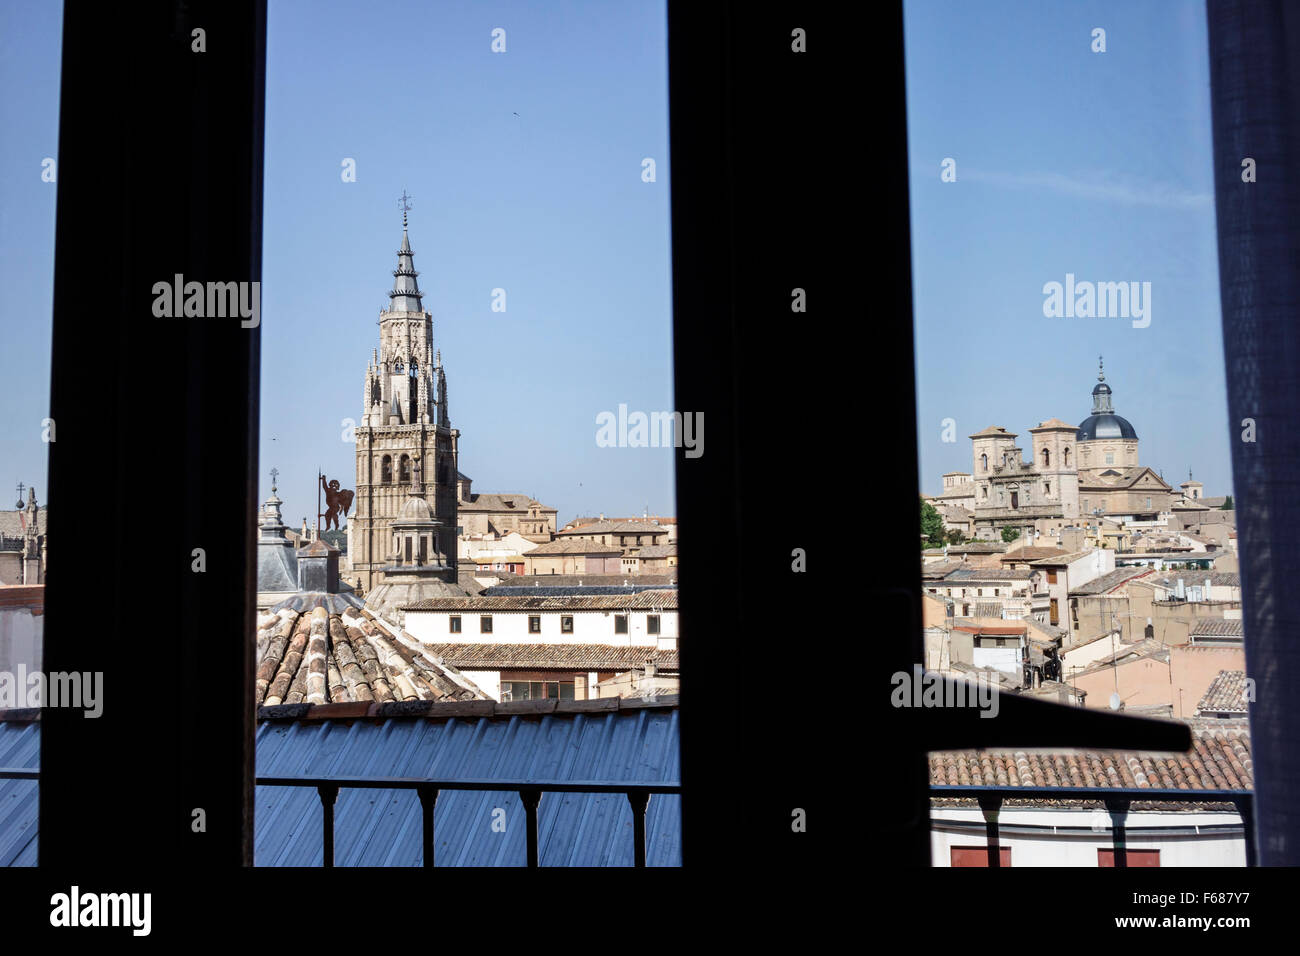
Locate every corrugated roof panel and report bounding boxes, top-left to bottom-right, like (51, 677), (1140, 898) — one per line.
(0, 722), (39, 866)
(1, 708), (681, 867)
(253, 708), (681, 866)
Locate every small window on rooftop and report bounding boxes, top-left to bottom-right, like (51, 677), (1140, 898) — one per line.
(449, 615), (461, 634)
(480, 615), (493, 634)
(529, 615), (541, 634)
(614, 614), (628, 634)
(561, 616), (574, 633)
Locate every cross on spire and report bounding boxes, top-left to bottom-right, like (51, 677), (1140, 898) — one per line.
(398, 189), (413, 228)
(270, 467), (279, 493)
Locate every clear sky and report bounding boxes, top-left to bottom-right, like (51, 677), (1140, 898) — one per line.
(904, 0), (1232, 498)
(0, 0), (674, 529)
(2, 1), (1234, 526)
(0, 2), (62, 512)
(260, 0), (674, 527)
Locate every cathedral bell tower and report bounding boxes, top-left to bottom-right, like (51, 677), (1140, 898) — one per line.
(351, 195), (460, 593)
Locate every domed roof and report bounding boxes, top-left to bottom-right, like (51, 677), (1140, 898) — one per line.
(1078, 356), (1137, 441)
(398, 494), (435, 523)
(1076, 413), (1138, 441)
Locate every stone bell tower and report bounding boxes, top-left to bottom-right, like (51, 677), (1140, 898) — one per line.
(351, 196), (460, 593)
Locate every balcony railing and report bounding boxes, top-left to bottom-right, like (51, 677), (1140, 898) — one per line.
(257, 774), (682, 867)
(4, 768), (1250, 867)
(932, 785), (1256, 867)
(1, 766), (679, 867)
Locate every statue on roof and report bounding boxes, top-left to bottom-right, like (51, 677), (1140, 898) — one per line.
(320, 474), (355, 531)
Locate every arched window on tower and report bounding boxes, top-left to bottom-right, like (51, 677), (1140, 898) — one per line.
(399, 454), (412, 484)
(980, 453), (988, 471)
(1042, 448), (1050, 468)
(1063, 446), (1071, 467)
(381, 455), (393, 484)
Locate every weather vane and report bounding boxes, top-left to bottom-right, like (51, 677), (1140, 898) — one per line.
(398, 189), (412, 227)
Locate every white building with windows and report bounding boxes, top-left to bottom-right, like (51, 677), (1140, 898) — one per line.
(401, 591), (678, 702)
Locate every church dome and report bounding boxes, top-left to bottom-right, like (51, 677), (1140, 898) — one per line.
(398, 494), (435, 522)
(1076, 413), (1138, 441)
(1077, 357), (1137, 441)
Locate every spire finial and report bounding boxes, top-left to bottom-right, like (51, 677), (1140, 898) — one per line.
(398, 189), (412, 229)
(270, 466), (279, 494)
(1098, 354), (1105, 381)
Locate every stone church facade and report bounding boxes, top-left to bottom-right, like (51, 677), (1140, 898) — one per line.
(961, 360), (1174, 539)
(349, 214), (460, 593)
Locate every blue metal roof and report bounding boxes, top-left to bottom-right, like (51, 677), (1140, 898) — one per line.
(0, 722), (39, 866)
(1, 707), (681, 867)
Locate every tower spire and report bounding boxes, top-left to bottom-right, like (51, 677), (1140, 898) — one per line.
(1098, 354), (1105, 381)
(389, 191), (423, 312)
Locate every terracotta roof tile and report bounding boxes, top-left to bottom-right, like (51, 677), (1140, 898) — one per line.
(403, 590), (677, 612)
(1195, 670), (1250, 716)
(930, 722), (1252, 802)
(255, 593), (487, 708)
(424, 643), (677, 670)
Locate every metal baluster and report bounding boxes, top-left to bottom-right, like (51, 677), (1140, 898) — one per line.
(418, 785), (439, 867)
(317, 784), (339, 867)
(520, 789), (542, 867)
(977, 794), (1003, 868)
(627, 790), (651, 867)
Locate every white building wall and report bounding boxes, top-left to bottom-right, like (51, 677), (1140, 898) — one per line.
(462, 669), (500, 700)
(971, 644), (1021, 676)
(405, 608), (678, 649)
(931, 808), (1245, 866)
(0, 607), (42, 676)
(1065, 549), (1115, 590)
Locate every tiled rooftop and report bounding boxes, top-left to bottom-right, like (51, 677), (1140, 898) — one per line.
(525, 538), (623, 556)
(255, 593), (486, 708)
(1189, 618), (1245, 638)
(930, 722), (1252, 800)
(423, 642), (678, 671)
(557, 520), (669, 537)
(1069, 567), (1151, 595)
(1196, 671), (1250, 717)
(403, 590), (679, 612)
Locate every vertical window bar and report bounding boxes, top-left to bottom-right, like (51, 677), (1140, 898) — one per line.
(1105, 796), (1131, 868)
(628, 790), (651, 867)
(520, 789), (542, 867)
(418, 785), (439, 868)
(977, 794), (1003, 868)
(317, 784), (339, 867)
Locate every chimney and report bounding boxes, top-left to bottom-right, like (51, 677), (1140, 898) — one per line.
(641, 659), (657, 701)
(298, 537), (340, 593)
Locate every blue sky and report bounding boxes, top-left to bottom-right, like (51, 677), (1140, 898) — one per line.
(1, 1), (1234, 529)
(0, 0), (673, 529)
(904, 0), (1232, 497)
(0, 2), (62, 513)
(261, 0), (674, 527)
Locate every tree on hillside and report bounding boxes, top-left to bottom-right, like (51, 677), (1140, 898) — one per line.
(920, 498), (945, 548)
